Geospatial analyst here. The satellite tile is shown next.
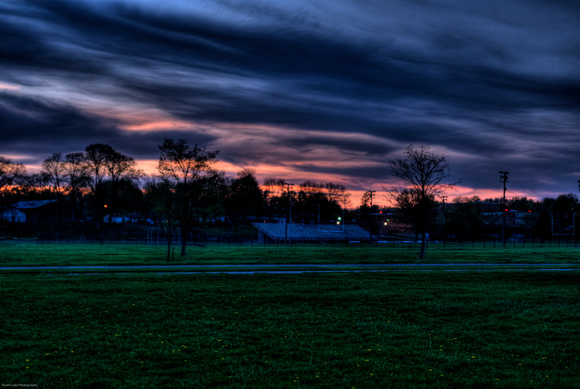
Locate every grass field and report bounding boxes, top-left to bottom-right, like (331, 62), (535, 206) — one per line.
(1, 271), (579, 388)
(1, 241), (579, 266)
(1, 243), (579, 387)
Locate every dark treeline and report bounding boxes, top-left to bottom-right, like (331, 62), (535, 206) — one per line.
(1, 140), (579, 258)
(0, 139), (352, 258)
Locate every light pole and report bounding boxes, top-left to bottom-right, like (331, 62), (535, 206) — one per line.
(368, 190), (375, 242)
(499, 171), (509, 248)
(284, 183), (294, 244)
(440, 195), (447, 246)
(341, 197), (347, 233)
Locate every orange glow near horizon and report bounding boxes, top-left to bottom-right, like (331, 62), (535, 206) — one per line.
(14, 156), (550, 211)
(22, 157), (539, 206)
(122, 120), (195, 132)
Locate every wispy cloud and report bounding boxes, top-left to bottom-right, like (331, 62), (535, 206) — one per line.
(0, 0), (579, 198)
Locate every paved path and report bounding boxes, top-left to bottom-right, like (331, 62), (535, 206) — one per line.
(1, 263), (578, 275)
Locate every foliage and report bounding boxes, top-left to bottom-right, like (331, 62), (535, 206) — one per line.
(444, 196), (486, 241)
(294, 180), (347, 223)
(262, 179), (348, 224)
(224, 169), (264, 231)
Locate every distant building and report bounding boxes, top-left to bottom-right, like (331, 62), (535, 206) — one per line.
(0, 207), (27, 223)
(1, 200), (59, 223)
(104, 213), (153, 224)
(252, 222), (373, 243)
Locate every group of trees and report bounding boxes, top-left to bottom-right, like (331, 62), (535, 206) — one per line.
(0, 138), (350, 260)
(434, 194), (579, 241)
(387, 145), (580, 258)
(2, 142), (578, 260)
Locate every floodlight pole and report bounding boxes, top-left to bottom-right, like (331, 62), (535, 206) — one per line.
(369, 190), (375, 242)
(499, 171), (509, 248)
(342, 197), (347, 233)
(284, 183), (294, 244)
(441, 195), (447, 246)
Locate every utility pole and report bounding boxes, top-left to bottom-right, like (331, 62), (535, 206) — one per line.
(342, 197), (347, 233)
(368, 190), (376, 242)
(284, 183), (294, 244)
(440, 195), (447, 245)
(499, 171), (509, 248)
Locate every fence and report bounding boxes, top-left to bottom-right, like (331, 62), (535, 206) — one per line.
(27, 236), (580, 251)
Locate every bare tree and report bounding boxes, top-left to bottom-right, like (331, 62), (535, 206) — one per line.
(0, 156), (26, 194)
(389, 144), (457, 260)
(85, 144), (114, 192)
(41, 153), (66, 193)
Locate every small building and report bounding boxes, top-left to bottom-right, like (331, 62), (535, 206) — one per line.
(2, 200), (60, 223)
(104, 213), (153, 224)
(0, 207), (27, 223)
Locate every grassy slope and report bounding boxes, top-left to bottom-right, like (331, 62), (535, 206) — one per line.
(1, 272), (579, 388)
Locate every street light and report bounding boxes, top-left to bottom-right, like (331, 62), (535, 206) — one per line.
(284, 183), (294, 244)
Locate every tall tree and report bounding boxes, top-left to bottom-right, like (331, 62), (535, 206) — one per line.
(194, 169), (227, 226)
(263, 178), (288, 221)
(105, 150), (141, 186)
(225, 169), (264, 231)
(85, 144), (114, 192)
(294, 181), (346, 223)
(157, 138), (219, 257)
(145, 177), (179, 262)
(445, 196), (486, 241)
(104, 149), (142, 221)
(389, 144), (457, 259)
(85, 144), (115, 224)
(0, 156), (26, 195)
(85, 144), (143, 223)
(41, 153), (66, 193)
(550, 194), (579, 235)
(62, 152), (90, 221)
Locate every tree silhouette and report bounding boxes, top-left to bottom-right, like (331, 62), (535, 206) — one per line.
(389, 145), (457, 260)
(157, 138), (219, 257)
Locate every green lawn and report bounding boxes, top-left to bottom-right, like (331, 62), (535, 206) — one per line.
(1, 271), (579, 388)
(0, 241), (579, 266)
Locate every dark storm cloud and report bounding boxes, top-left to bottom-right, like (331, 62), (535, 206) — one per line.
(0, 93), (216, 164)
(0, 0), (578, 196)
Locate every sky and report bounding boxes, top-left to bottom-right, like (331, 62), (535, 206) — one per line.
(1, 0), (579, 205)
